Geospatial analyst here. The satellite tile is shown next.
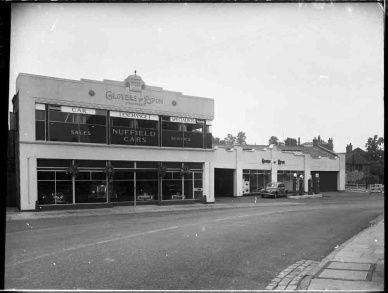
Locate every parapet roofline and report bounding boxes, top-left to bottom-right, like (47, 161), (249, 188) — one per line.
(17, 73), (213, 101)
(317, 145), (339, 156)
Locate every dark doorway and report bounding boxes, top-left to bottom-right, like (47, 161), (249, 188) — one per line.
(214, 168), (234, 197)
(311, 171), (338, 192)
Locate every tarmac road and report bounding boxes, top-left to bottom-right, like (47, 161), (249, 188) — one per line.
(4, 192), (384, 290)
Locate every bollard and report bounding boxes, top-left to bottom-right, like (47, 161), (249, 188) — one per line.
(203, 195), (207, 204)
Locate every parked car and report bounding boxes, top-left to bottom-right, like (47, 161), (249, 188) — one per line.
(259, 182), (288, 198)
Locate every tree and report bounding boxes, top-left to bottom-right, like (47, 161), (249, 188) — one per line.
(212, 136), (221, 145)
(365, 135), (384, 163)
(365, 135), (384, 183)
(236, 131), (247, 145)
(284, 137), (298, 146)
(268, 136), (279, 145)
(224, 134), (236, 146)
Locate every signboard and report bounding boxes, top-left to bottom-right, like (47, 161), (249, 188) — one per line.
(105, 91), (164, 108)
(110, 127), (158, 146)
(61, 106), (96, 115)
(49, 122), (106, 143)
(170, 117), (196, 124)
(110, 111), (158, 121)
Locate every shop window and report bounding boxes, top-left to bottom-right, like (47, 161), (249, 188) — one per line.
(242, 170), (271, 193)
(163, 162), (182, 169)
(277, 171), (304, 192)
(37, 159), (72, 167)
(184, 176), (194, 199)
(161, 117), (204, 149)
(48, 106), (107, 144)
(136, 171), (158, 201)
(74, 160), (106, 168)
(37, 171), (73, 205)
(110, 116), (159, 147)
(186, 163), (203, 170)
(110, 161), (135, 168)
(35, 105), (46, 141)
(75, 171), (107, 203)
(136, 161), (158, 169)
(162, 179), (183, 200)
(205, 124), (212, 149)
(110, 170), (135, 202)
(137, 119), (158, 130)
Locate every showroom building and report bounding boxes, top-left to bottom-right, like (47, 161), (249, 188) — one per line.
(10, 73), (345, 211)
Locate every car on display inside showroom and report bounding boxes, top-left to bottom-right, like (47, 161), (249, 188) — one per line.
(171, 192), (186, 200)
(136, 193), (154, 201)
(259, 182), (288, 198)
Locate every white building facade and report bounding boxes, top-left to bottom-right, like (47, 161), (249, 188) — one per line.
(11, 73), (345, 211)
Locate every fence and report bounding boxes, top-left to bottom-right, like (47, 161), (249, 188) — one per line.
(345, 184), (384, 193)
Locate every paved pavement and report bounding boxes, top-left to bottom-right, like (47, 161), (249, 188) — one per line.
(266, 213), (385, 291)
(6, 201), (305, 221)
(301, 214), (384, 291)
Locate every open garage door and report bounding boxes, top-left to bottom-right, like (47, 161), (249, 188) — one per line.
(214, 168), (234, 197)
(311, 171), (338, 192)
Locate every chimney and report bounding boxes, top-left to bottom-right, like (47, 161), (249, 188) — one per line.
(298, 137), (300, 146)
(313, 137), (318, 147)
(328, 138), (333, 151)
(318, 135), (321, 144)
(346, 143), (353, 154)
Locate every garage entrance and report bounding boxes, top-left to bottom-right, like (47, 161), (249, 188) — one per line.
(311, 171), (338, 192)
(214, 168), (234, 197)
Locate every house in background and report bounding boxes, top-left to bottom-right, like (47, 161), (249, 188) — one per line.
(339, 143), (371, 184)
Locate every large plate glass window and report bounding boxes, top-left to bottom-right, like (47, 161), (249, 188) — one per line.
(242, 170), (271, 194)
(48, 105), (107, 143)
(161, 116), (204, 148)
(110, 111), (159, 146)
(35, 104), (46, 141)
(162, 171), (183, 200)
(110, 170), (135, 202)
(277, 171), (304, 192)
(75, 170), (107, 203)
(136, 170), (158, 202)
(205, 121), (212, 149)
(37, 159), (73, 205)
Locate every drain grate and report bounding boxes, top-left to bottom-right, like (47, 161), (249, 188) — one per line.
(315, 261), (376, 281)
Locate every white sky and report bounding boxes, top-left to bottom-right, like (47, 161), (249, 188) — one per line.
(9, 3), (384, 153)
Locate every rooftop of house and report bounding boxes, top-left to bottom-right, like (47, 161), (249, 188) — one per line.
(345, 152), (370, 165)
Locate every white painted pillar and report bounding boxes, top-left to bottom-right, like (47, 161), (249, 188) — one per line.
(304, 154), (311, 192)
(204, 161), (215, 202)
(338, 154), (346, 190)
(234, 147), (243, 197)
(19, 149), (37, 211)
(271, 146), (278, 182)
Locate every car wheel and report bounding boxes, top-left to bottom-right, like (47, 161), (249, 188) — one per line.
(273, 193), (278, 199)
(261, 195), (264, 198)
(284, 191), (288, 197)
